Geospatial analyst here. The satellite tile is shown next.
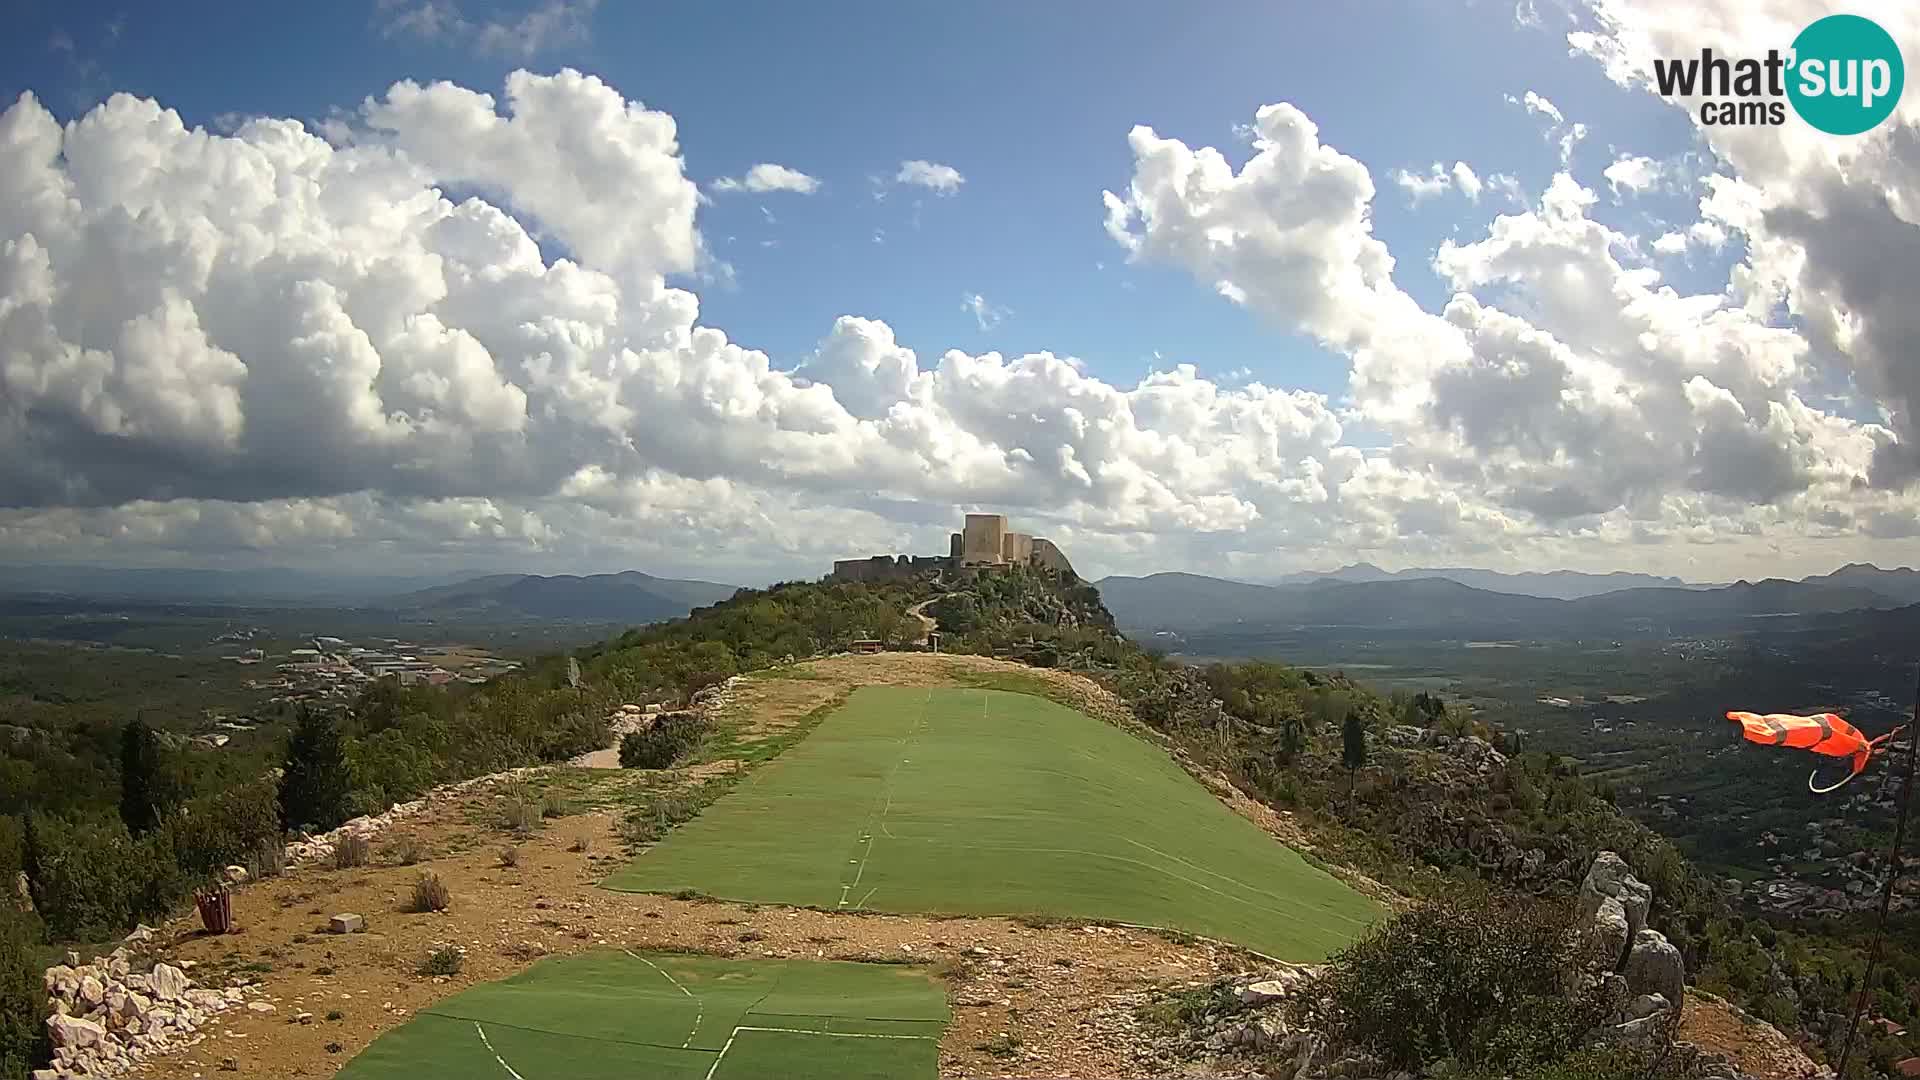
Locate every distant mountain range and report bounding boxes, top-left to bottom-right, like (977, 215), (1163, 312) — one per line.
(388, 571), (739, 623)
(0, 564), (740, 626)
(1096, 564), (1920, 641)
(1265, 562), (1699, 600)
(0, 565), (459, 605)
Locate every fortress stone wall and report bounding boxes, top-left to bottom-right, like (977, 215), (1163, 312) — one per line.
(831, 513), (1074, 582)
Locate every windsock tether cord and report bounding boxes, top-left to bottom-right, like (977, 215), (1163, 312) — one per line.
(1834, 659), (1919, 1080)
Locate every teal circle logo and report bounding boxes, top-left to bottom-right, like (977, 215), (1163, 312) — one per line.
(1787, 14), (1904, 135)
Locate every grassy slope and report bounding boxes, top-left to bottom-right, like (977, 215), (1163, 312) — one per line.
(337, 951), (947, 1080)
(607, 686), (1381, 960)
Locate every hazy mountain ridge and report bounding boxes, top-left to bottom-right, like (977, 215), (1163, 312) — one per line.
(391, 570), (739, 622)
(1097, 564), (1920, 639)
(1267, 562), (1699, 598)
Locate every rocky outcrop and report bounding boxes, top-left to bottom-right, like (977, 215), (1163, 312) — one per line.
(38, 926), (259, 1079)
(1624, 928), (1686, 1009)
(1577, 851), (1652, 971)
(1575, 851), (1684, 1028)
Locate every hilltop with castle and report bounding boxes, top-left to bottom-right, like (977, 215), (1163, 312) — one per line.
(830, 513), (1073, 583)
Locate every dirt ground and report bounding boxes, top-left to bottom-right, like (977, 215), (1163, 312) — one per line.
(126, 790), (1244, 1079)
(1680, 992), (1824, 1080)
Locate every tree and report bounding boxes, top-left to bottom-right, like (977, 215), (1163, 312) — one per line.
(0, 906), (48, 1080)
(1343, 711), (1369, 813)
(118, 718), (166, 835)
(278, 708), (351, 833)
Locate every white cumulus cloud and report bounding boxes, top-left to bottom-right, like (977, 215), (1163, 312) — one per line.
(895, 159), (965, 195)
(711, 163), (820, 195)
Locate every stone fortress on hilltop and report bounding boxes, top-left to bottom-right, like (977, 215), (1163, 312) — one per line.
(831, 513), (1073, 583)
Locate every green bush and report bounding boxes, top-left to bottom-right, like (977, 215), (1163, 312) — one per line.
(165, 777), (280, 879)
(619, 714), (708, 770)
(417, 943), (465, 976)
(0, 818), (19, 897)
(0, 906), (48, 1080)
(619, 792), (700, 846)
(22, 815), (178, 943)
(1289, 892), (1613, 1073)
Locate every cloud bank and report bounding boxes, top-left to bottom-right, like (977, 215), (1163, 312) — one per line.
(1, 5), (1916, 581)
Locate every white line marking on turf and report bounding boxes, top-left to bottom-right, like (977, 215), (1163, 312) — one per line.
(703, 1024), (937, 1080)
(624, 950), (702, 1048)
(474, 1022), (529, 1080)
(841, 690), (932, 908)
(735, 1025), (935, 1039)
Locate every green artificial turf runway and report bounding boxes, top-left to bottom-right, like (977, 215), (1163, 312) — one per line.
(335, 951), (947, 1080)
(605, 686), (1381, 960)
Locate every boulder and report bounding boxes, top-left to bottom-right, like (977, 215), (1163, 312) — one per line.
(1627, 993), (1671, 1021)
(223, 864), (249, 885)
(329, 913), (365, 934)
(1385, 725), (1425, 748)
(1623, 929), (1685, 1010)
(1222, 1017), (1283, 1049)
(1578, 852), (1651, 941)
(1605, 1014), (1666, 1047)
(77, 973), (105, 1008)
(43, 964), (75, 996)
(1587, 895), (1632, 971)
(149, 963), (189, 1002)
(1237, 979), (1292, 1006)
(46, 1012), (109, 1051)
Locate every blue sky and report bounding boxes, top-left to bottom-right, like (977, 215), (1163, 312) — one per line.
(3, 0), (1705, 398)
(3, 0), (1912, 581)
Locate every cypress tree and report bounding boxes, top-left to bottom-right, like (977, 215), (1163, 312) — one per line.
(278, 708), (351, 834)
(118, 718), (165, 835)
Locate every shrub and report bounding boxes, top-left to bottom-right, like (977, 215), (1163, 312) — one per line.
(417, 943), (465, 977)
(165, 778), (281, 880)
(619, 793), (700, 845)
(332, 833), (370, 870)
(501, 791), (542, 833)
(247, 838), (286, 882)
(407, 872), (450, 913)
(384, 836), (426, 866)
(540, 792), (576, 819)
(1289, 891), (1613, 1073)
(21, 815), (178, 942)
(618, 714), (708, 770)
(498, 846), (520, 868)
(1, 907), (48, 1080)
(325, 1009), (344, 1022)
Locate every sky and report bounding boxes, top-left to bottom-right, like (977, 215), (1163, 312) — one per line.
(0, 0), (1917, 585)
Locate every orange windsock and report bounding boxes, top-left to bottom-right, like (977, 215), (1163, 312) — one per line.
(1726, 710), (1905, 793)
